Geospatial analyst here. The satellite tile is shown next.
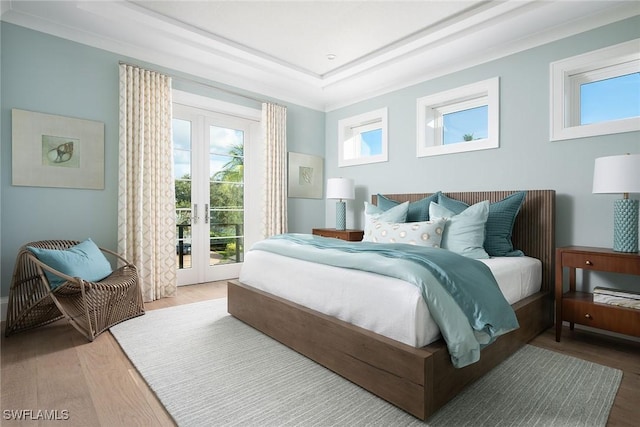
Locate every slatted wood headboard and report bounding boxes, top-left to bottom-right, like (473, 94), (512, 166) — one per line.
(373, 190), (556, 292)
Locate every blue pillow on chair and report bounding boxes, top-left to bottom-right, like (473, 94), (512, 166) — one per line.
(377, 192), (441, 222)
(27, 239), (113, 289)
(438, 192), (527, 257)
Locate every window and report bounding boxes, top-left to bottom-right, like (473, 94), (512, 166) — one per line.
(417, 77), (499, 157)
(550, 38), (640, 141)
(579, 72), (639, 125)
(338, 108), (388, 167)
(442, 105), (488, 145)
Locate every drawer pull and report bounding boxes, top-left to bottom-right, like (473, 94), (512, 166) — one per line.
(585, 260), (593, 266)
(584, 313), (593, 320)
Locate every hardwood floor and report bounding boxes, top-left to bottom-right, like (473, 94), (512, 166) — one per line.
(0, 281), (226, 427)
(1, 282), (638, 426)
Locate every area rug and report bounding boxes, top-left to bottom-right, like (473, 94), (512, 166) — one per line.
(110, 298), (622, 427)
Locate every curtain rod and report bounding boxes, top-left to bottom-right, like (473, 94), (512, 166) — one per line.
(118, 60), (285, 108)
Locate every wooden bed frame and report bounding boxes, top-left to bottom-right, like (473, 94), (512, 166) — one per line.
(228, 190), (556, 420)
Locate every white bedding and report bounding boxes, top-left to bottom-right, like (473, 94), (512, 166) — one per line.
(239, 250), (541, 348)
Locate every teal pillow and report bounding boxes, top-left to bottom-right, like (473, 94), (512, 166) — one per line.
(363, 201), (409, 242)
(438, 192), (527, 257)
(376, 192), (441, 222)
(429, 201), (490, 259)
(437, 193), (469, 213)
(27, 239), (113, 289)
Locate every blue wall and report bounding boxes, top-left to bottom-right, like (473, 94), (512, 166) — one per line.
(324, 16), (640, 292)
(2, 16), (639, 300)
(0, 22), (325, 297)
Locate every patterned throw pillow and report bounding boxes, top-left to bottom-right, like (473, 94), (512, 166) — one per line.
(365, 218), (446, 247)
(363, 201), (409, 241)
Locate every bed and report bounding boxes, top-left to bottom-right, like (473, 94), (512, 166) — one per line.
(228, 190), (555, 420)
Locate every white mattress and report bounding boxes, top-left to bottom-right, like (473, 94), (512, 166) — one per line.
(239, 250), (541, 347)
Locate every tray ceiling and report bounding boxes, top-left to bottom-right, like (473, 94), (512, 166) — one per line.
(2, 1), (638, 111)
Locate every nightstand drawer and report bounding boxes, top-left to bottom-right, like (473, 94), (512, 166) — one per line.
(561, 252), (640, 274)
(556, 246), (640, 342)
(562, 293), (640, 337)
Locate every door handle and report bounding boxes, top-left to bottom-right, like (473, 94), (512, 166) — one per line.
(205, 204), (210, 224)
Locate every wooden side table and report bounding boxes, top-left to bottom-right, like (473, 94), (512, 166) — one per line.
(312, 228), (364, 242)
(555, 246), (640, 342)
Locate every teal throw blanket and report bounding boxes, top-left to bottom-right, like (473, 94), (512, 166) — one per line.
(251, 233), (519, 368)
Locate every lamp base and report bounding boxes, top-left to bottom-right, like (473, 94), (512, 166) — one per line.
(335, 200), (346, 231)
(613, 199), (639, 253)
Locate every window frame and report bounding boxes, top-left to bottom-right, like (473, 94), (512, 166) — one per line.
(416, 77), (499, 157)
(550, 38), (640, 141)
(338, 108), (388, 167)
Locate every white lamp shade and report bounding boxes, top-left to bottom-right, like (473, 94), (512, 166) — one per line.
(592, 154), (640, 194)
(326, 178), (355, 200)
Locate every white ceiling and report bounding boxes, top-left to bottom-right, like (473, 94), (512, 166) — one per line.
(131, 0), (485, 77)
(2, 1), (639, 111)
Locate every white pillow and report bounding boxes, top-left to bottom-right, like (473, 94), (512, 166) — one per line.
(363, 201), (409, 240)
(429, 201), (490, 259)
(365, 218), (446, 247)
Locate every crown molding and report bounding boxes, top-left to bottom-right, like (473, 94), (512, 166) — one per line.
(2, 0), (638, 112)
(322, 1), (640, 111)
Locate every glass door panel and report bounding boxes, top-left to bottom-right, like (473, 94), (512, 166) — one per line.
(208, 126), (244, 270)
(173, 118), (193, 274)
(173, 104), (250, 285)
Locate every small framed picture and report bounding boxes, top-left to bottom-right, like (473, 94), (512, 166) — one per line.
(288, 152), (323, 199)
(12, 109), (105, 189)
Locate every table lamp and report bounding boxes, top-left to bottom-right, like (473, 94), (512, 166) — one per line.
(592, 153), (640, 253)
(326, 178), (355, 231)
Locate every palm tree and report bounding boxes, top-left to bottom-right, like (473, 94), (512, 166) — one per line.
(213, 143), (243, 183)
(209, 143), (244, 259)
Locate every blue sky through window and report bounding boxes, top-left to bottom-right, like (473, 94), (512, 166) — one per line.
(359, 128), (382, 156)
(172, 118), (191, 150)
(173, 118), (191, 179)
(581, 72), (640, 125)
(209, 126), (244, 180)
(443, 105), (488, 145)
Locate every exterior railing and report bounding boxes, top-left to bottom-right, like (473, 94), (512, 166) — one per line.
(177, 223), (243, 268)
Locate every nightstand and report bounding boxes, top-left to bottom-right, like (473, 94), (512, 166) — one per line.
(312, 228), (364, 242)
(555, 246), (640, 342)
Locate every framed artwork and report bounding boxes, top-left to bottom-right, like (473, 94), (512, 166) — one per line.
(12, 109), (105, 189)
(287, 152), (323, 199)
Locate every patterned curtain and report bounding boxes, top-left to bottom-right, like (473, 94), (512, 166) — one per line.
(262, 103), (288, 237)
(118, 64), (177, 301)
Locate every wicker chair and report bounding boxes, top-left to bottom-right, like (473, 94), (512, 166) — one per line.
(4, 240), (144, 341)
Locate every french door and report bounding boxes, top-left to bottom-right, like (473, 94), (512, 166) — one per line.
(172, 103), (256, 285)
